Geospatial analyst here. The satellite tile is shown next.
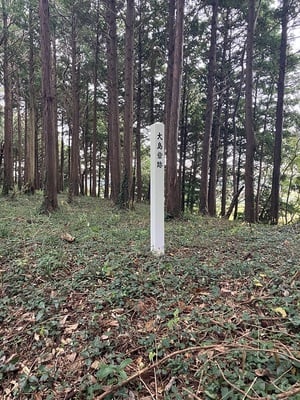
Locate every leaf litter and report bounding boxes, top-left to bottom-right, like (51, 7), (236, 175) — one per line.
(0, 195), (300, 399)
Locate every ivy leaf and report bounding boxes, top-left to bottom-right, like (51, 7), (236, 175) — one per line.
(119, 358), (132, 369)
(96, 364), (115, 380)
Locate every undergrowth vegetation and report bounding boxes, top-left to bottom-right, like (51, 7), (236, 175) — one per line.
(0, 194), (300, 399)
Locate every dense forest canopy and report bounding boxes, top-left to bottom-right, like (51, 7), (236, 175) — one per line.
(0, 0), (300, 223)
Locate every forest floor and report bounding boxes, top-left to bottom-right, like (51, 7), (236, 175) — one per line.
(0, 194), (300, 400)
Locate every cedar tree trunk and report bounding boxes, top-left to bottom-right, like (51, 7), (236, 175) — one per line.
(39, 0), (58, 212)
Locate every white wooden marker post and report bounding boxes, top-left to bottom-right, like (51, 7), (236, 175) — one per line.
(150, 122), (165, 255)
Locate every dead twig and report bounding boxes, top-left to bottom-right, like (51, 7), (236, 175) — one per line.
(182, 387), (204, 399)
(94, 343), (300, 400)
(216, 360), (257, 400)
(275, 383), (300, 399)
(95, 345), (225, 399)
(138, 376), (155, 400)
(216, 360), (300, 400)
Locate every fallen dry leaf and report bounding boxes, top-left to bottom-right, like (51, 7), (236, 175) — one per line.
(145, 319), (156, 332)
(91, 360), (101, 370)
(66, 352), (77, 363)
(61, 233), (75, 243)
(64, 323), (79, 333)
(59, 314), (70, 327)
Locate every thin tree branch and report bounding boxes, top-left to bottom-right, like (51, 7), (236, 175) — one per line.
(94, 344), (300, 400)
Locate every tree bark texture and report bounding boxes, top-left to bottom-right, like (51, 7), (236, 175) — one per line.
(2, 0), (14, 195)
(69, 12), (80, 201)
(244, 0), (257, 223)
(51, 25), (59, 194)
(165, 0), (176, 152)
(208, 11), (228, 217)
(39, 0), (58, 212)
(17, 76), (22, 190)
(221, 86), (230, 217)
(105, 0), (121, 203)
(166, 0), (185, 217)
(199, 0), (218, 215)
(91, 0), (101, 197)
(120, 0), (135, 208)
(135, 3), (143, 202)
(270, 0), (289, 224)
(25, 4), (36, 194)
(179, 73), (189, 212)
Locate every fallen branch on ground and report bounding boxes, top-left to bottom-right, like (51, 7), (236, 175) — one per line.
(94, 343), (300, 400)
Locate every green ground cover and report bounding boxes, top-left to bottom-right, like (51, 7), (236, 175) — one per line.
(0, 194), (300, 399)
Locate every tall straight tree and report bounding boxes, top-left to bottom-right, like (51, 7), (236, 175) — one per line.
(165, 0), (176, 150)
(105, 0), (121, 204)
(208, 7), (228, 217)
(16, 76), (22, 190)
(270, 0), (289, 224)
(68, 9), (81, 201)
(1, 0), (14, 195)
(164, 0), (175, 208)
(51, 24), (59, 194)
(24, 3), (36, 194)
(165, 0), (185, 217)
(199, 0), (218, 215)
(244, 0), (257, 223)
(135, 0), (143, 202)
(39, 0), (58, 212)
(91, 0), (101, 197)
(120, 0), (135, 208)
